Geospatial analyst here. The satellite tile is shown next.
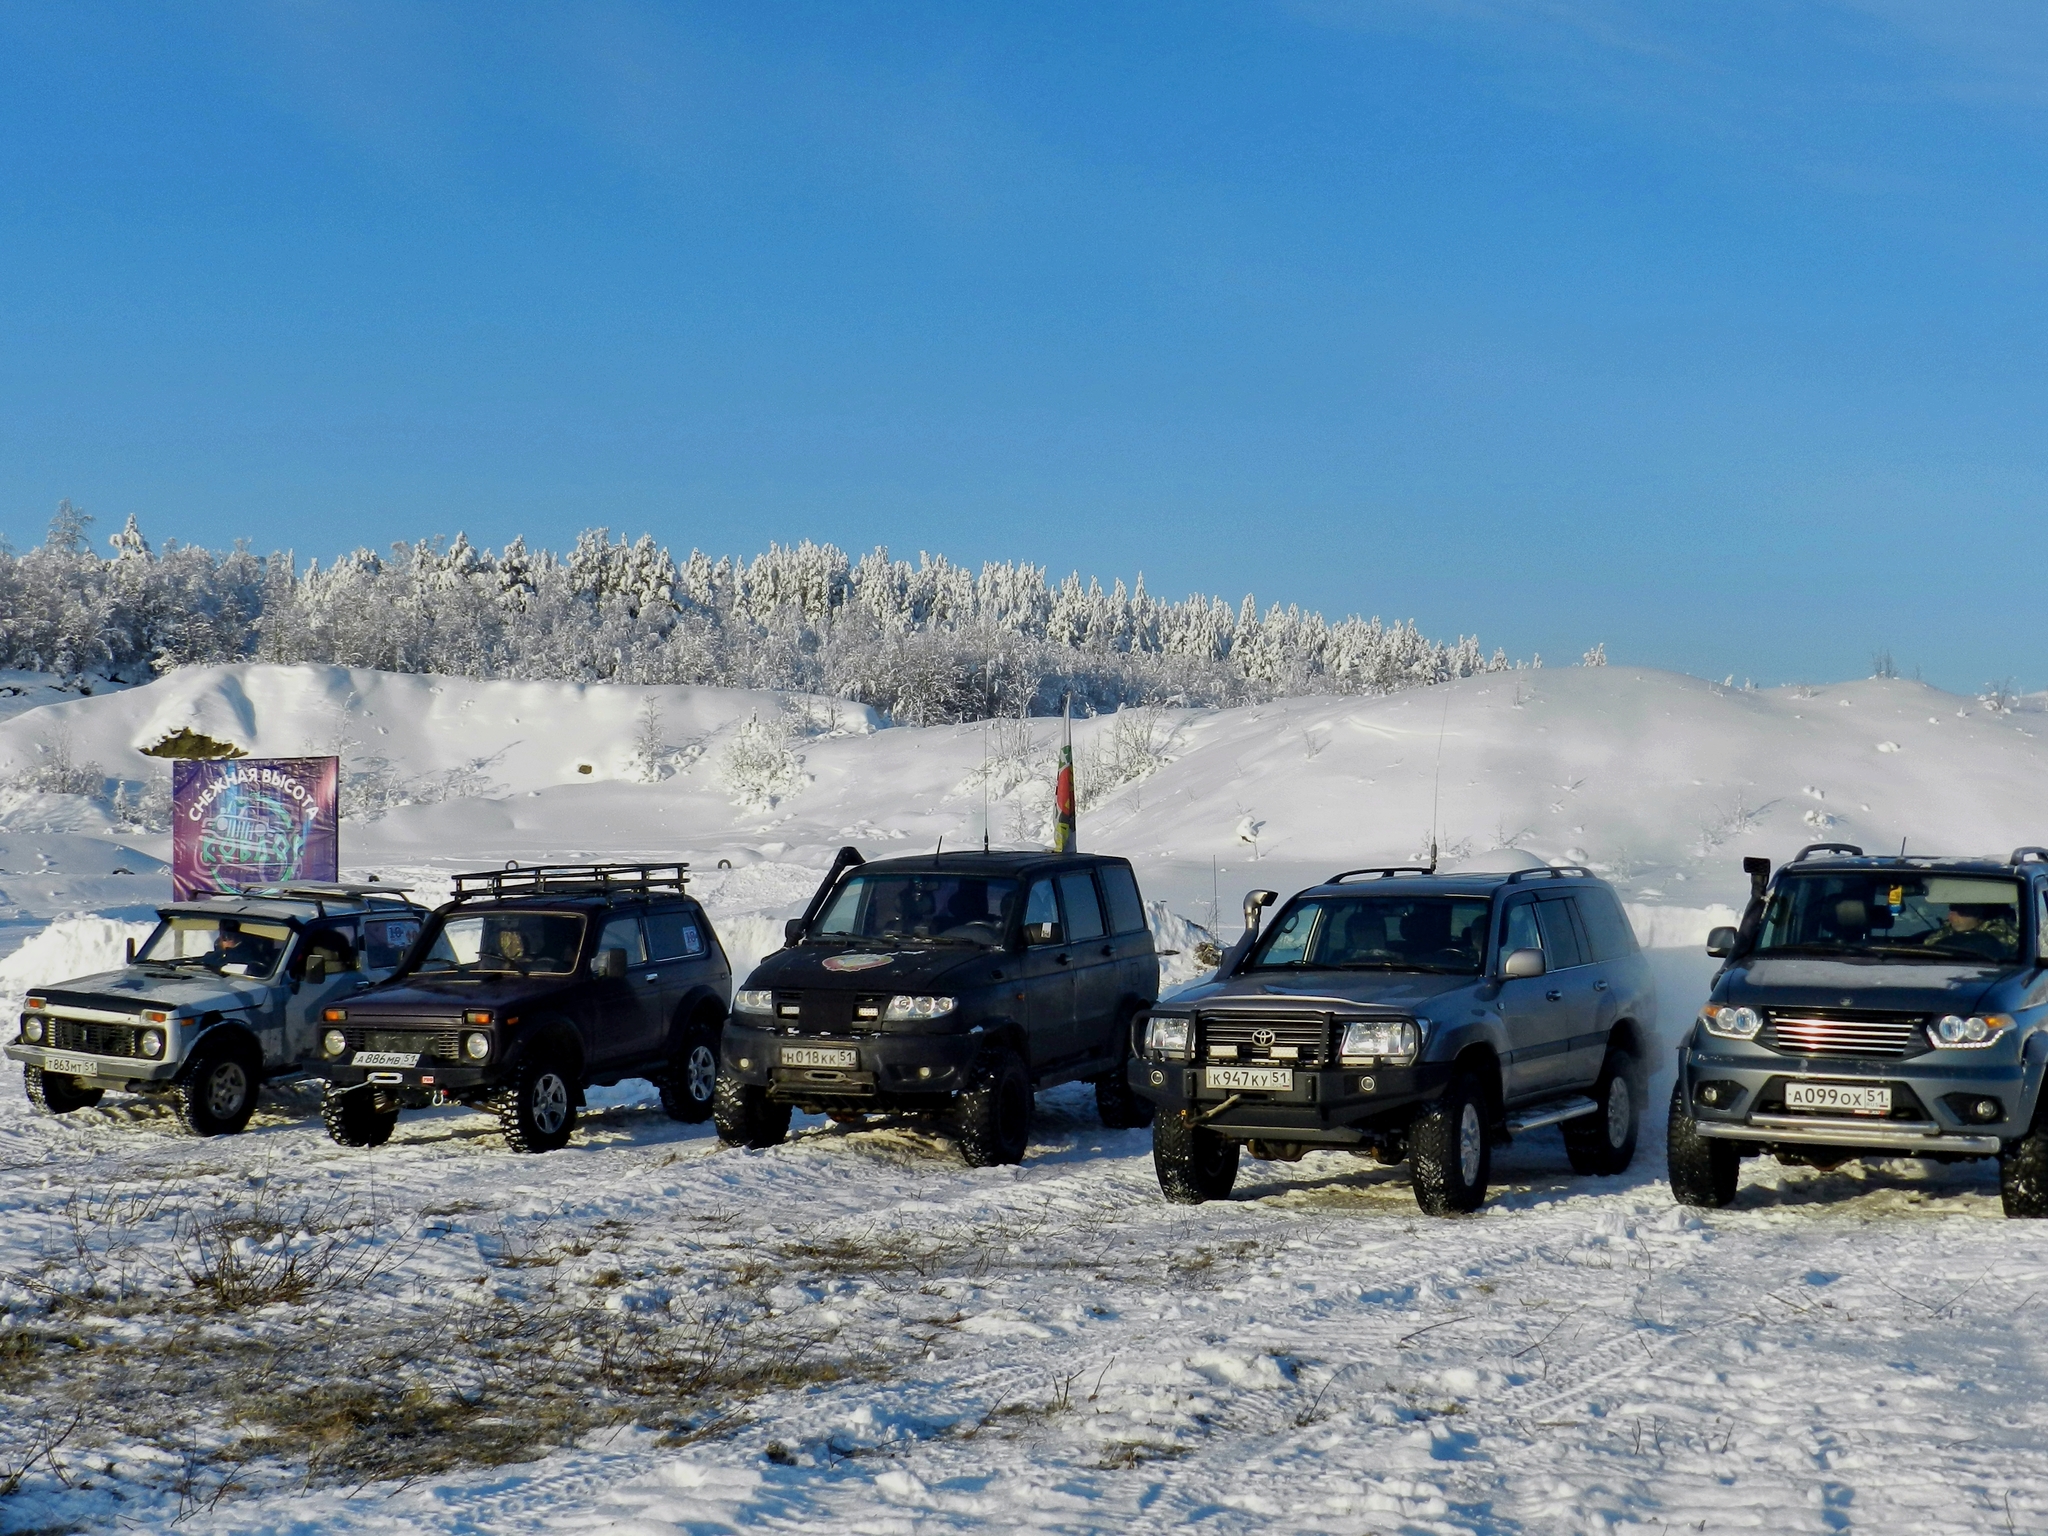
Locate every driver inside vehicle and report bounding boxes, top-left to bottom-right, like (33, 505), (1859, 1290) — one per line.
(204, 925), (278, 975)
(1924, 902), (2020, 962)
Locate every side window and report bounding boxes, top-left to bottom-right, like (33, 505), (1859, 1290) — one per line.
(646, 907), (705, 961)
(598, 914), (648, 965)
(1058, 871), (1107, 941)
(1535, 897), (1585, 969)
(1501, 899), (1542, 958)
(1098, 863), (1147, 935)
(1572, 888), (1639, 962)
(363, 915), (420, 970)
(1022, 879), (1063, 946)
(299, 924), (359, 976)
(2039, 886), (2048, 961)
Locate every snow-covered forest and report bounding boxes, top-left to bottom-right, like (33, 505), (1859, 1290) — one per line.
(0, 504), (1512, 722)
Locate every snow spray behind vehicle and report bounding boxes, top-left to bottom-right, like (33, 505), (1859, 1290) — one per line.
(171, 757), (339, 900)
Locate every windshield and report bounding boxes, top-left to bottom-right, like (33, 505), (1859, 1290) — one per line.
(138, 916), (293, 979)
(1757, 872), (2024, 965)
(813, 873), (1018, 946)
(1248, 895), (1491, 974)
(409, 912), (587, 976)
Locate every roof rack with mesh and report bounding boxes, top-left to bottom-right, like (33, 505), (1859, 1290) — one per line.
(450, 863), (690, 901)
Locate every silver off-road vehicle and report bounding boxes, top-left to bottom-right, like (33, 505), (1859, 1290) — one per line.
(7, 884), (427, 1135)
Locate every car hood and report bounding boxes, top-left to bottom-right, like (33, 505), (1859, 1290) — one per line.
(35, 967), (276, 1014)
(345, 976), (584, 1017)
(1161, 969), (1480, 1013)
(1719, 957), (2015, 1016)
(745, 944), (989, 993)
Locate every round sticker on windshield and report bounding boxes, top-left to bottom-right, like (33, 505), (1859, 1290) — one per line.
(823, 953), (894, 972)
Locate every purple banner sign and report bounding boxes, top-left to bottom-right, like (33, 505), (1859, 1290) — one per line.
(171, 757), (340, 900)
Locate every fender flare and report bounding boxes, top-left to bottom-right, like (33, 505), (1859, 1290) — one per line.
(663, 987), (729, 1056)
(180, 1016), (261, 1081)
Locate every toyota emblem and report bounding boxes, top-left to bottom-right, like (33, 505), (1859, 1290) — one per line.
(1252, 1028), (1276, 1047)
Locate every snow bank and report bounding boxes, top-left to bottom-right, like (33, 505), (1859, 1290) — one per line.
(0, 915), (154, 1012)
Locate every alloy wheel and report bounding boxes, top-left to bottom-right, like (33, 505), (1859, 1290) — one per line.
(532, 1072), (570, 1135)
(1458, 1101), (1483, 1186)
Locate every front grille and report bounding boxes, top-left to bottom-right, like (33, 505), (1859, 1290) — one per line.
(1763, 1010), (1926, 1059)
(50, 1018), (143, 1058)
(774, 992), (886, 1035)
(341, 1026), (462, 1062)
(1198, 1011), (1332, 1066)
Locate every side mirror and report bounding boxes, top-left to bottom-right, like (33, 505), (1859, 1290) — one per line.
(305, 953), (328, 984)
(125, 937), (136, 963)
(783, 917), (805, 947)
(1501, 947), (1546, 980)
(592, 947), (628, 979)
(1706, 926), (1739, 959)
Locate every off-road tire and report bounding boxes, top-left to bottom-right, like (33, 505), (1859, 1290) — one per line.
(949, 1048), (1031, 1167)
(1153, 1109), (1239, 1203)
(714, 1074), (791, 1149)
(322, 1088), (398, 1148)
(172, 1040), (261, 1137)
(490, 1056), (578, 1154)
(1094, 1058), (1156, 1129)
(658, 1018), (720, 1124)
(1411, 1073), (1491, 1215)
(23, 1066), (102, 1115)
(1667, 1085), (1740, 1208)
(1563, 1048), (1640, 1176)
(2001, 1112), (2048, 1218)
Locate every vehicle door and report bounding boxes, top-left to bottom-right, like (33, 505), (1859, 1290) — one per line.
(1056, 869), (1120, 1069)
(283, 921), (368, 1067)
(644, 903), (719, 1060)
(1097, 861), (1160, 1020)
(1565, 888), (1635, 1083)
(585, 912), (661, 1069)
(1498, 895), (1577, 1099)
(1012, 875), (1076, 1078)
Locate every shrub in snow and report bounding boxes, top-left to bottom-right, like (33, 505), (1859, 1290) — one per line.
(6, 729), (105, 798)
(719, 711), (806, 812)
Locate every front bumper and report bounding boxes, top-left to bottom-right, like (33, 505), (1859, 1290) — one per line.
(5, 1043), (182, 1085)
(721, 1019), (979, 1104)
(312, 1059), (495, 1093)
(1678, 1038), (2033, 1158)
(1128, 1056), (1455, 1144)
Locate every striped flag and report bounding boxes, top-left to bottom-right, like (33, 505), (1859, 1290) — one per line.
(1053, 702), (1076, 852)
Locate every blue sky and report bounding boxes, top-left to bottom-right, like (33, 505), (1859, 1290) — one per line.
(2, 2), (2044, 690)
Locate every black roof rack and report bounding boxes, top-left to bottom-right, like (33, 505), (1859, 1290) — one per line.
(1502, 865), (1596, 884)
(2012, 847), (2048, 866)
(1792, 842), (1865, 862)
(451, 862), (689, 901)
(1327, 866), (1434, 883)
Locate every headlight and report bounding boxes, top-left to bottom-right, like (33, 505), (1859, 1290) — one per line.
(321, 1029), (348, 1057)
(1340, 1019), (1421, 1062)
(463, 1031), (491, 1061)
(21, 1017), (42, 1044)
(1930, 1013), (2013, 1049)
(1144, 1015), (1191, 1059)
(139, 1029), (164, 1058)
(734, 989), (774, 1016)
(883, 995), (957, 1021)
(1701, 1005), (1762, 1040)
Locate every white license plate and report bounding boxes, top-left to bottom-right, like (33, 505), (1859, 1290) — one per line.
(43, 1055), (96, 1077)
(1205, 1066), (1294, 1091)
(1785, 1080), (1892, 1116)
(782, 1046), (858, 1068)
(352, 1051), (420, 1069)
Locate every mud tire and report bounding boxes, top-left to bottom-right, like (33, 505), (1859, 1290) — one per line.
(659, 1017), (720, 1124)
(172, 1039), (261, 1137)
(949, 1048), (1031, 1167)
(1094, 1059), (1156, 1129)
(23, 1066), (102, 1115)
(1153, 1109), (1240, 1203)
(713, 1074), (791, 1149)
(322, 1089), (398, 1149)
(2001, 1112), (2048, 1218)
(490, 1055), (577, 1154)
(1411, 1072), (1491, 1215)
(1563, 1048), (1640, 1176)
(1667, 1086), (1740, 1208)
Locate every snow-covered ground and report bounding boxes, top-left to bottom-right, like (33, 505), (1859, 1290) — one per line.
(2, 664), (2048, 1533)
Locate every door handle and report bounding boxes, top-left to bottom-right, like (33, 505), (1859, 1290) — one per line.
(1100, 946), (1114, 958)
(1056, 953), (1070, 965)
(1593, 979), (1610, 992)
(642, 974), (658, 984)
(1546, 989), (1563, 1002)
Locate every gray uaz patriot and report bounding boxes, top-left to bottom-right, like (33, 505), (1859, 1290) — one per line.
(1671, 843), (2048, 1217)
(1129, 864), (1657, 1214)
(8, 883), (427, 1135)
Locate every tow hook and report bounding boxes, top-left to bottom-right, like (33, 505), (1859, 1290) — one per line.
(1194, 1093), (1244, 1124)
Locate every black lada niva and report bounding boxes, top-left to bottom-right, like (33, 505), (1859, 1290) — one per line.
(1671, 843), (2048, 1217)
(310, 863), (731, 1153)
(1128, 865), (1658, 1215)
(717, 847), (1160, 1165)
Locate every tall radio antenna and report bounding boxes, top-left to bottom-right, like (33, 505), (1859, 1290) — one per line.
(1428, 689), (1451, 873)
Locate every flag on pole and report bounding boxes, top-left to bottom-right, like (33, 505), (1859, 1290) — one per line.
(1053, 699), (1077, 853)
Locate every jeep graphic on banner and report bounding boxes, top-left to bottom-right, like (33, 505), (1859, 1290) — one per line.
(171, 757), (340, 899)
